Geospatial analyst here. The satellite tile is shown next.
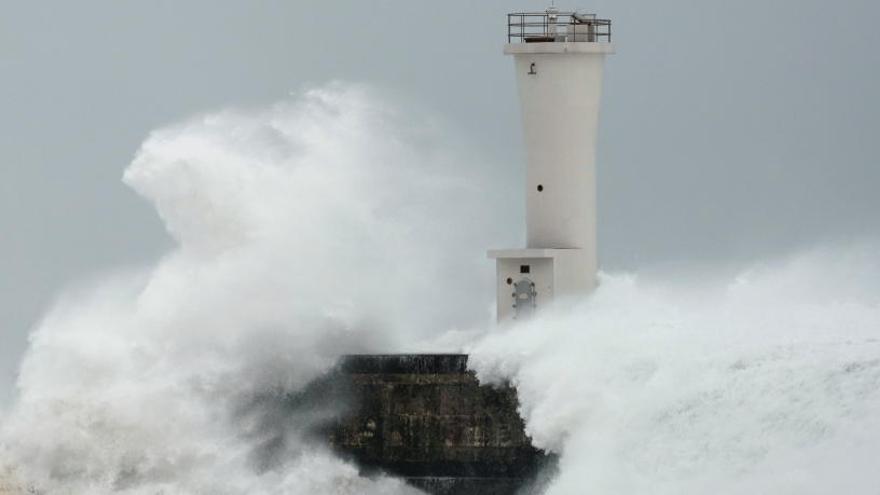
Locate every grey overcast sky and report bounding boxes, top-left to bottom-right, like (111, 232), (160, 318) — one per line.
(2, 0), (879, 404)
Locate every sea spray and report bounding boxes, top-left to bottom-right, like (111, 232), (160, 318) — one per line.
(469, 243), (880, 494)
(3, 81), (880, 494)
(0, 83), (505, 494)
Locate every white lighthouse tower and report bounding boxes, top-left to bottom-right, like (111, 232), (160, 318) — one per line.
(489, 9), (614, 321)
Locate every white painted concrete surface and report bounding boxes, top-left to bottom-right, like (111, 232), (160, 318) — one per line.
(489, 39), (613, 321)
(489, 248), (593, 321)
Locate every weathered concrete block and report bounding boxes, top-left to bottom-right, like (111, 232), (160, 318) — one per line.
(326, 354), (555, 494)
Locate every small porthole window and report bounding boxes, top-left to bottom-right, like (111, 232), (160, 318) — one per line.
(506, 277), (513, 285)
(537, 184), (544, 192)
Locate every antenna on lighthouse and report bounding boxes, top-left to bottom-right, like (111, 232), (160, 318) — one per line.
(490, 9), (614, 322)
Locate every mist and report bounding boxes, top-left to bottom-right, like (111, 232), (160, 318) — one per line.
(0, 84), (504, 494)
(470, 243), (880, 494)
(2, 81), (880, 493)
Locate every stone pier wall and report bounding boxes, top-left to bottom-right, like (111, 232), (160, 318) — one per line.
(327, 354), (554, 494)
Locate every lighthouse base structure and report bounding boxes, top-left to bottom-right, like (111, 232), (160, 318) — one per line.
(488, 248), (594, 321)
(322, 354), (555, 495)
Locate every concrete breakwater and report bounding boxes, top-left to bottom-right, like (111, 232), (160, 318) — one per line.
(1, 355), (553, 495)
(324, 354), (555, 494)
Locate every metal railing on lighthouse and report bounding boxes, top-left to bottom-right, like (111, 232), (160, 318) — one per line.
(507, 11), (612, 43)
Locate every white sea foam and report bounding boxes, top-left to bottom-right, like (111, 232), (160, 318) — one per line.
(0, 84), (503, 494)
(3, 83), (880, 494)
(469, 243), (880, 494)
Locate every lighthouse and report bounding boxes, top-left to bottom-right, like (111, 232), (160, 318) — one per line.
(489, 9), (614, 321)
